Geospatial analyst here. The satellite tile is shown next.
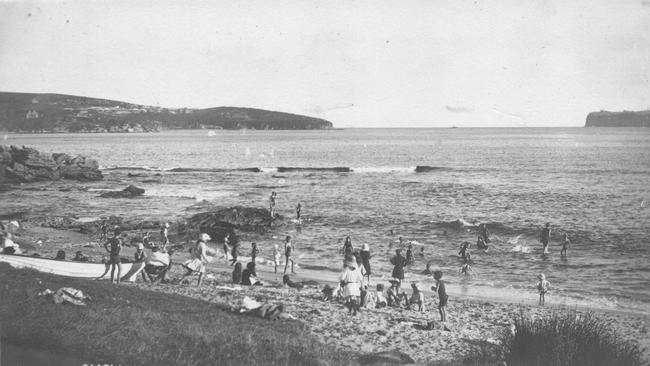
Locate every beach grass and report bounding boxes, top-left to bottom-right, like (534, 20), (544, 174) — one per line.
(502, 309), (643, 366)
(0, 263), (354, 366)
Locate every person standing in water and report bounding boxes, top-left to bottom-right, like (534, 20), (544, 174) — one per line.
(540, 223), (551, 254)
(536, 273), (551, 305)
(296, 203), (302, 221)
(560, 233), (571, 257)
(269, 191), (277, 219)
(478, 223), (490, 243)
(103, 228), (123, 284)
(284, 235), (295, 274)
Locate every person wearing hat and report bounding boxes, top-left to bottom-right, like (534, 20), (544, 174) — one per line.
(339, 260), (364, 315)
(103, 228), (123, 284)
(386, 279), (409, 307)
(390, 249), (407, 294)
(536, 273), (551, 305)
(182, 233), (211, 286)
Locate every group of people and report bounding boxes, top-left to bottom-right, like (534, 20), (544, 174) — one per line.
(98, 225), (176, 284)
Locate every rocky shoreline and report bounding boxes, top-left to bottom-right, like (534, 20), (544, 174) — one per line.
(0, 145), (102, 184)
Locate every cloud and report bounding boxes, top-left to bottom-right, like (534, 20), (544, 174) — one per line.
(445, 105), (474, 113)
(308, 103), (355, 115)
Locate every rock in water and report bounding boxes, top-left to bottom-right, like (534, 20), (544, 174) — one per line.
(99, 185), (145, 198)
(0, 145), (103, 183)
(187, 206), (280, 241)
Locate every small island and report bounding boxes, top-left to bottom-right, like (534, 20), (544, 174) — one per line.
(585, 110), (650, 127)
(0, 92), (334, 133)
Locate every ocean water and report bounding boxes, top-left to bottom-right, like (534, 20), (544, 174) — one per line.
(3, 128), (650, 314)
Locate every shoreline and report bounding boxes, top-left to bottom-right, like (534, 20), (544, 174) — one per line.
(3, 224), (649, 363)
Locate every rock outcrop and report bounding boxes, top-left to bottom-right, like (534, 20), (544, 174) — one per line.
(187, 206), (281, 242)
(0, 145), (102, 183)
(585, 110), (650, 127)
(99, 185), (145, 198)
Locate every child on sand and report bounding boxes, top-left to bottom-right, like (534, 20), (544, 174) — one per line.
(103, 228), (123, 284)
(273, 243), (282, 273)
(251, 242), (259, 263)
(432, 270), (448, 323)
(339, 260), (364, 315)
(560, 233), (570, 257)
(536, 273), (550, 305)
(232, 262), (242, 284)
(375, 284), (388, 308)
(230, 240), (240, 266)
(386, 280), (409, 307)
(409, 282), (425, 311)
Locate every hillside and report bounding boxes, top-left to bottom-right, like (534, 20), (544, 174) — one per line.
(0, 92), (334, 132)
(585, 110), (650, 127)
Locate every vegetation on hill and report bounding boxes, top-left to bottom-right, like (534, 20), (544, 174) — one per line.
(585, 110), (650, 127)
(0, 92), (334, 132)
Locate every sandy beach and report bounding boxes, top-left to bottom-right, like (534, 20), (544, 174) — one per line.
(8, 223), (649, 364)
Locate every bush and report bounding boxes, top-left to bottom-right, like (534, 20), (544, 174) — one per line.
(503, 310), (643, 366)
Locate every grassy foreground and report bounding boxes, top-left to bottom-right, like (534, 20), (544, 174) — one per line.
(502, 310), (643, 366)
(0, 263), (354, 366)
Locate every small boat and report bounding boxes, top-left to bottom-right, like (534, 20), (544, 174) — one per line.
(0, 254), (144, 282)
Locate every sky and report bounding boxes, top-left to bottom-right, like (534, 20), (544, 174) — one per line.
(0, 0), (649, 128)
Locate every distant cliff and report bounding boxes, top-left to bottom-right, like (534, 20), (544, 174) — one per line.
(0, 92), (334, 132)
(585, 110), (650, 127)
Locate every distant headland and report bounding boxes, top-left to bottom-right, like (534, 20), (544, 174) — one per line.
(585, 110), (650, 127)
(0, 92), (333, 133)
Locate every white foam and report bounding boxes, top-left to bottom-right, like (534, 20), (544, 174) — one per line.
(351, 166), (415, 173)
(260, 167), (278, 173)
(144, 187), (238, 201)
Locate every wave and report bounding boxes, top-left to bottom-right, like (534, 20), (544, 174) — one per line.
(144, 187), (238, 200)
(277, 167), (351, 173)
(351, 166), (415, 173)
(101, 165), (162, 171)
(168, 167), (261, 173)
(102, 165), (455, 174)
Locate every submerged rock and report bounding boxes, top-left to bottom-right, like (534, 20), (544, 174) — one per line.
(99, 185), (145, 198)
(0, 145), (102, 183)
